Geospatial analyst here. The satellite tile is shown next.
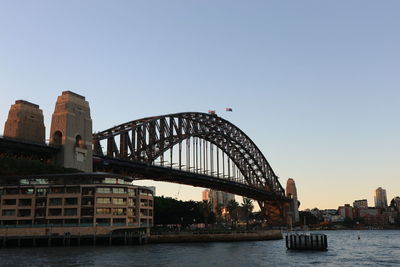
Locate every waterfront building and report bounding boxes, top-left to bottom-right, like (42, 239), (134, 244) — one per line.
(0, 173), (154, 237)
(208, 190), (234, 214)
(286, 178), (300, 223)
(374, 187), (388, 208)
(338, 204), (353, 219)
(353, 199), (368, 209)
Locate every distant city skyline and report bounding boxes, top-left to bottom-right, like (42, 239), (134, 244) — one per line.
(1, 1), (399, 209)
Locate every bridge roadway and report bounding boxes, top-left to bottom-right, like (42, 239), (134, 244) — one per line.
(93, 155), (289, 202)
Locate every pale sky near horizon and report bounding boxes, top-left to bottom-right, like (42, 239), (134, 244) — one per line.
(1, 1), (399, 210)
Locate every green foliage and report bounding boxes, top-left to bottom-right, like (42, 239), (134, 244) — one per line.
(154, 196), (203, 226)
(227, 199), (240, 226)
(241, 198), (254, 227)
(299, 211), (320, 225)
(199, 200), (212, 226)
(343, 217), (357, 228)
(0, 157), (81, 176)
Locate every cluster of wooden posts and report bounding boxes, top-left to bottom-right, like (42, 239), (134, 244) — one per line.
(286, 233), (328, 251)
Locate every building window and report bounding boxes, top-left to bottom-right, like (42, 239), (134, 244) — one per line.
(17, 209), (31, 217)
(96, 197), (111, 204)
(113, 218), (126, 225)
(139, 189), (153, 196)
(112, 188), (126, 194)
(36, 188), (48, 196)
(19, 199), (32, 206)
(113, 198), (126, 205)
(2, 209), (16, 216)
(104, 178), (116, 184)
(140, 199), (149, 207)
(127, 208), (135, 216)
(82, 187), (94, 195)
(3, 199), (16, 205)
(49, 198), (62, 206)
(65, 198), (78, 205)
(64, 208), (77, 216)
(140, 209), (148, 216)
(50, 187), (64, 194)
(128, 188), (136, 196)
(96, 187), (112, 194)
(96, 208), (111, 214)
(36, 199), (46, 207)
(128, 198), (135, 206)
(113, 208), (126, 216)
(35, 209), (46, 217)
(81, 208), (94, 216)
(49, 209), (62, 216)
(66, 187), (80, 194)
(82, 197), (94, 206)
(5, 188), (19, 194)
(20, 188), (34, 194)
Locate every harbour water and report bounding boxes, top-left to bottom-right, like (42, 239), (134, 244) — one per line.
(0, 230), (399, 266)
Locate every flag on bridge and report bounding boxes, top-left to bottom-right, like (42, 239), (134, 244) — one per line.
(225, 107), (233, 112)
(208, 110), (216, 115)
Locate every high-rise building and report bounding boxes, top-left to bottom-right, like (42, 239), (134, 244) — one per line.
(374, 187), (388, 208)
(207, 190), (235, 214)
(202, 189), (210, 201)
(353, 199), (368, 209)
(286, 178), (300, 223)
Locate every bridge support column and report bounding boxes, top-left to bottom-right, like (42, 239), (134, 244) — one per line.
(50, 91), (93, 172)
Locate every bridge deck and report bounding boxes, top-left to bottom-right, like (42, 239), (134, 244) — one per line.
(93, 156), (289, 202)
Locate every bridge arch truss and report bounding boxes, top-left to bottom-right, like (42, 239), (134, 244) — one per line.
(93, 112), (285, 200)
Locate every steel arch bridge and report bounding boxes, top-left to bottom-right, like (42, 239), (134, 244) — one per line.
(93, 112), (289, 224)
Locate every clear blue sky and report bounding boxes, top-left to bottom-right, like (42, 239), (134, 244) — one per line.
(1, 0), (399, 209)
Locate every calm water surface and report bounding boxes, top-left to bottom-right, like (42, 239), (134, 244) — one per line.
(0, 230), (399, 266)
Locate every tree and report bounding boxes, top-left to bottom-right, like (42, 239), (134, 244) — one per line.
(299, 211), (320, 226)
(199, 200), (212, 227)
(241, 198), (254, 228)
(226, 199), (239, 228)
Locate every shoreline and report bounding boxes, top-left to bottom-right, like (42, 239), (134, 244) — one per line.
(147, 230), (282, 244)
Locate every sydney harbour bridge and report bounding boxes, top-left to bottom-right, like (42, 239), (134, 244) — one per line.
(0, 91), (291, 225)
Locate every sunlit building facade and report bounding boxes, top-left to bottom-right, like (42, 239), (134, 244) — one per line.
(374, 187), (388, 208)
(0, 173), (153, 237)
(353, 199), (368, 209)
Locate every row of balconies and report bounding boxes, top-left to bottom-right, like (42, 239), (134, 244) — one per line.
(1, 207), (153, 218)
(0, 197), (147, 208)
(0, 187), (140, 196)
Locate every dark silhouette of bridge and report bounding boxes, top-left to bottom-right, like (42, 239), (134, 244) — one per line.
(92, 112), (290, 222)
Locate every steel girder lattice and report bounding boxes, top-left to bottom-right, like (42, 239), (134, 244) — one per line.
(93, 112), (285, 199)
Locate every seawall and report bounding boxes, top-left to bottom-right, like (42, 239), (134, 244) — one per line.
(148, 230), (282, 243)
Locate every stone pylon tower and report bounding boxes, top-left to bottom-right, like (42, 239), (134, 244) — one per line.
(3, 100), (45, 143)
(50, 91), (92, 172)
(286, 178), (300, 224)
